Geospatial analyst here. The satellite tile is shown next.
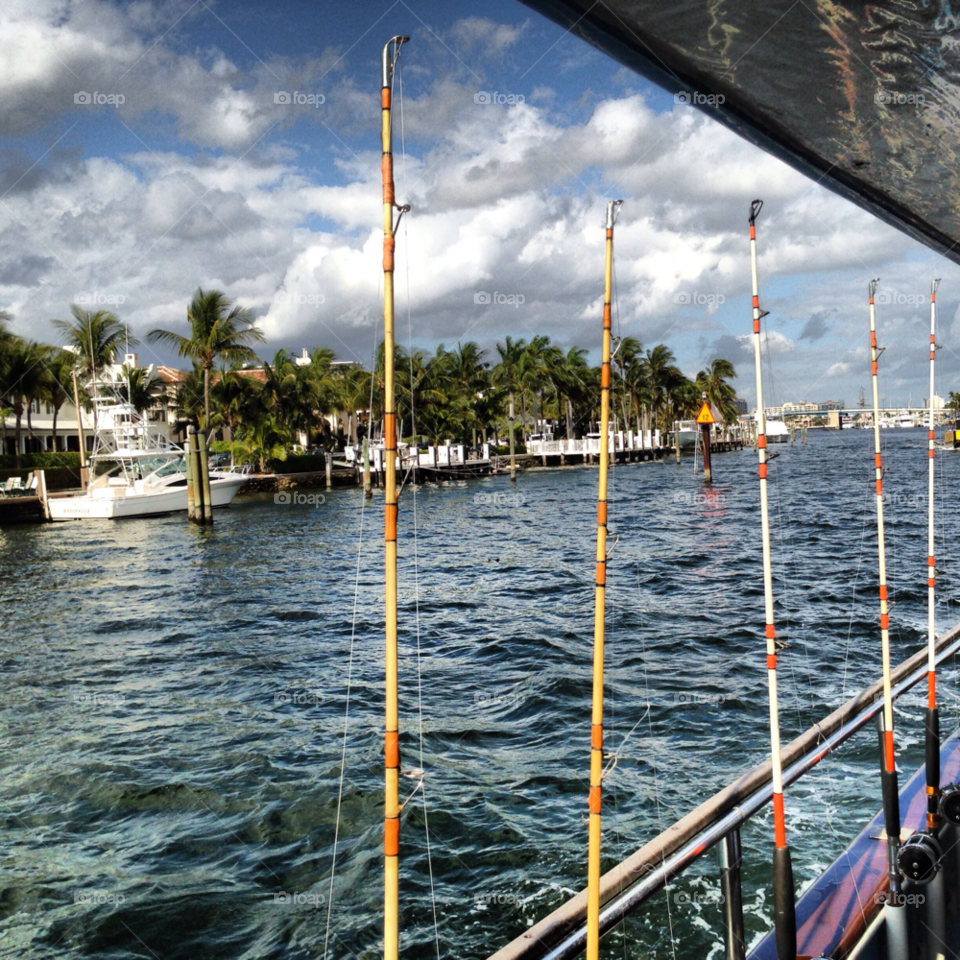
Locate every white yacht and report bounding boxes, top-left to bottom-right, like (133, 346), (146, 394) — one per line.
(764, 417), (790, 443)
(49, 378), (247, 521)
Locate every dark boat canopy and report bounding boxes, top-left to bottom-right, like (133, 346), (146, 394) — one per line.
(521, 0), (960, 263)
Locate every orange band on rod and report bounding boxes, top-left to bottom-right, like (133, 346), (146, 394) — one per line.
(381, 88), (391, 108)
(872, 361), (878, 375)
(595, 561), (606, 586)
(591, 725), (603, 749)
(930, 431), (936, 440)
(589, 785), (602, 814)
(597, 501), (607, 525)
(767, 653), (777, 670)
(929, 671), (936, 708)
(765, 624), (776, 639)
(759, 464), (767, 479)
(385, 730), (399, 767)
(752, 295), (759, 308)
(750, 225), (756, 239)
(879, 585), (888, 600)
(773, 792), (787, 847)
(871, 332), (877, 347)
(929, 578), (936, 588)
(381, 156), (394, 205)
(603, 304), (611, 326)
(927, 785), (938, 796)
(880, 613), (889, 630)
(876, 480), (882, 495)
(929, 555), (936, 566)
(384, 413), (396, 450)
(884, 729), (895, 772)
(383, 235), (395, 271)
(753, 320), (760, 334)
(869, 297), (874, 305)
(758, 436), (767, 449)
(601, 365), (610, 388)
(385, 502), (397, 541)
(384, 817), (399, 856)
(875, 454), (882, 468)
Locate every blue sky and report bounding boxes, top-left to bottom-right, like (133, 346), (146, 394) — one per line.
(0, 0), (956, 408)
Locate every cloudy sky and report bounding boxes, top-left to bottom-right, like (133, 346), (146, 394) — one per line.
(1, 0), (958, 408)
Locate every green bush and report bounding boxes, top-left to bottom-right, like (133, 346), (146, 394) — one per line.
(209, 440), (232, 454)
(0, 452), (82, 469)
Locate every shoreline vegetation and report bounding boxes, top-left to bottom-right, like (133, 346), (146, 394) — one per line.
(5, 287), (743, 474)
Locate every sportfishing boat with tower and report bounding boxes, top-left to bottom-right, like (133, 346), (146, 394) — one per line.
(48, 374), (247, 521)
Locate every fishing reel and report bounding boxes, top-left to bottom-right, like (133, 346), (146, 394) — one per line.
(897, 830), (942, 885)
(940, 782), (960, 825)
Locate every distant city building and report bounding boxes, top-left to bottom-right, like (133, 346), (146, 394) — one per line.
(924, 395), (946, 410)
(733, 398), (748, 415)
(294, 348), (311, 366)
(782, 401), (818, 413)
(818, 400), (844, 411)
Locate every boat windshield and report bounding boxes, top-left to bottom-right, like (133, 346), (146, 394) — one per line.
(143, 457), (186, 479)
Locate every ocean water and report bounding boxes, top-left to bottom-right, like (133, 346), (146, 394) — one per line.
(2, 428), (959, 960)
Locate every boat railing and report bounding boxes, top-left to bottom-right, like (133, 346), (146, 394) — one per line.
(486, 621), (960, 960)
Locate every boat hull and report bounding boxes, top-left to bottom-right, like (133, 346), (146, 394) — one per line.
(48, 476), (247, 520)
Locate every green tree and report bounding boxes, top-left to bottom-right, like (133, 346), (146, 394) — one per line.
(147, 289), (264, 429)
(696, 359), (739, 426)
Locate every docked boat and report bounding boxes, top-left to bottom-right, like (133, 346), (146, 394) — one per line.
(48, 379), (247, 521)
(764, 417), (789, 443)
(896, 413), (917, 428)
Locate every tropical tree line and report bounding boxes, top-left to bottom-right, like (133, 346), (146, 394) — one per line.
(0, 290), (744, 471)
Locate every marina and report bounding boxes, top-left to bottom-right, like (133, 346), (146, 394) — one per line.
(5, 1), (960, 958)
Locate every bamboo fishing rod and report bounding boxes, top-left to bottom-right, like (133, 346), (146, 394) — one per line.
(586, 198), (622, 960)
(867, 282), (910, 957)
(381, 34), (410, 960)
(748, 199), (796, 960)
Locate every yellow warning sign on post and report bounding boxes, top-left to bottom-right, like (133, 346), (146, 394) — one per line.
(696, 402), (716, 425)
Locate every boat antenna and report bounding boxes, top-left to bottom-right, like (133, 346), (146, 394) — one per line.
(868, 280), (909, 957)
(381, 33), (409, 960)
(586, 198), (622, 960)
(896, 279), (947, 902)
(749, 199), (796, 960)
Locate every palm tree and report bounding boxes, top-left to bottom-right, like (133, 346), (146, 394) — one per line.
(53, 306), (131, 388)
(148, 288), (264, 429)
(122, 366), (163, 415)
(40, 349), (79, 452)
(696, 359), (739, 425)
(2, 339), (48, 465)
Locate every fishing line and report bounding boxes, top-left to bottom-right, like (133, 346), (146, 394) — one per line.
(321, 487), (371, 960)
(398, 58), (442, 960)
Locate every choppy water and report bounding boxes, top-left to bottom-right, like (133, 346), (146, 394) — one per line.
(2, 429), (960, 960)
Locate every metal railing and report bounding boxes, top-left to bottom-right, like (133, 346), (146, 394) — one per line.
(486, 622), (960, 960)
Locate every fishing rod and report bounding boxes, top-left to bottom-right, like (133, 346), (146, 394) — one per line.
(381, 34), (410, 960)
(867, 281), (908, 958)
(748, 199), (796, 960)
(897, 280), (947, 901)
(586, 198), (622, 960)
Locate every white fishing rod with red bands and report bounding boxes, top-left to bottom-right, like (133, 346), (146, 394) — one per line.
(748, 199), (796, 960)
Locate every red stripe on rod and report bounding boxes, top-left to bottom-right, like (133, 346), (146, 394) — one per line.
(880, 585), (888, 601)
(752, 295), (759, 308)
(595, 561), (606, 586)
(929, 671), (936, 708)
(765, 624), (776, 639)
(872, 361), (878, 376)
(759, 463), (767, 479)
(385, 731), (400, 767)
(876, 479), (882, 495)
(875, 453), (882, 469)
(597, 501), (607, 525)
(589, 785), (602, 814)
(591, 725), (602, 749)
(772, 792), (787, 847)
(600, 364), (610, 388)
(766, 654), (777, 670)
(884, 729), (895, 772)
(758, 435), (767, 449)
(880, 613), (889, 630)
(753, 319), (760, 334)
(871, 332), (877, 348)
(929, 555), (936, 567)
